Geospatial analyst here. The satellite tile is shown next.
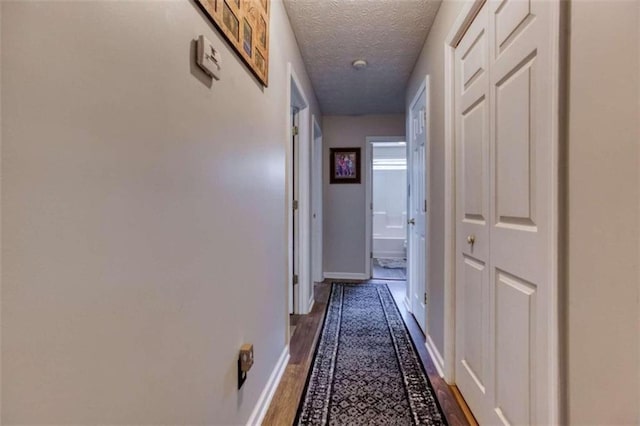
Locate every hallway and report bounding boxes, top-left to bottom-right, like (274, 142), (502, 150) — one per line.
(0, 0), (638, 425)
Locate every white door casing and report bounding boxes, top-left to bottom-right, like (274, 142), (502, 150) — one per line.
(311, 116), (323, 287)
(453, 1), (559, 424)
(409, 81), (429, 334)
(287, 63), (312, 316)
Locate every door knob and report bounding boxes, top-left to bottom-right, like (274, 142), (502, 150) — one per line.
(408, 218), (416, 225)
(467, 235), (476, 245)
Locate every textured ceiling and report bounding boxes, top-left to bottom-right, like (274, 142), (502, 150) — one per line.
(283, 0), (442, 115)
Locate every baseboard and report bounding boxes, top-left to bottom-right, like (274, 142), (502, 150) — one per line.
(404, 296), (412, 313)
(307, 297), (315, 313)
(425, 334), (445, 378)
(246, 346), (290, 426)
(373, 251), (406, 259)
(323, 272), (369, 280)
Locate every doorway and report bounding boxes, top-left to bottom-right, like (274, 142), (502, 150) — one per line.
(291, 107), (300, 318)
(287, 63), (313, 344)
(369, 140), (408, 281)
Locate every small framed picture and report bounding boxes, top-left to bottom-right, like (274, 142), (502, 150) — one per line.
(330, 148), (361, 184)
(242, 19), (252, 57)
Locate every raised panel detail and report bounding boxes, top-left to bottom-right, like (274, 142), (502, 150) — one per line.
(494, 0), (534, 54)
(462, 30), (486, 91)
(461, 255), (486, 392)
(462, 97), (487, 223)
(495, 52), (537, 229)
(495, 270), (536, 425)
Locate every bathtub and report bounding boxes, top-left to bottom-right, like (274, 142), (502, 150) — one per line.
(373, 211), (407, 259)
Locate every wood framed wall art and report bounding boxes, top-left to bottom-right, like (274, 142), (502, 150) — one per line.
(330, 148), (361, 184)
(196, 0), (270, 86)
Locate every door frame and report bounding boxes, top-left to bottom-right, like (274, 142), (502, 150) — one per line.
(443, 1), (562, 423)
(311, 115), (323, 288)
(286, 63), (312, 319)
(365, 135), (406, 280)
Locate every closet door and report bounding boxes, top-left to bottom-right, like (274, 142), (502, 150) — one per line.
(454, 3), (493, 423)
(488, 0), (556, 424)
(455, 0), (558, 424)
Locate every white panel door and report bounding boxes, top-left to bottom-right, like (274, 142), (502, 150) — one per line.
(454, 4), (492, 421)
(291, 109), (299, 314)
(455, 0), (557, 424)
(311, 131), (323, 284)
(488, 0), (555, 423)
(409, 86), (428, 333)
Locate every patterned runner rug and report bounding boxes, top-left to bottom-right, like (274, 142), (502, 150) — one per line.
(296, 283), (446, 425)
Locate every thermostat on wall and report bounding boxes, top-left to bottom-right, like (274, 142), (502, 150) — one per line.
(197, 35), (221, 80)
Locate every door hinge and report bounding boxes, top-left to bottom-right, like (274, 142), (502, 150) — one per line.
(424, 292), (428, 305)
(370, 252), (373, 259)
(424, 199), (427, 212)
(370, 202), (373, 210)
(292, 126), (299, 136)
(293, 200), (299, 210)
(293, 274), (299, 285)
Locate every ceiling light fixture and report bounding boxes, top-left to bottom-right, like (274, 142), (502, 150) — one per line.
(352, 59), (368, 70)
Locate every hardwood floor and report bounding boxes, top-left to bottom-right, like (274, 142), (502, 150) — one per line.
(262, 283), (330, 426)
(263, 280), (476, 426)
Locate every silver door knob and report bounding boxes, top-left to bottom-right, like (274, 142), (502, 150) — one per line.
(467, 235), (476, 245)
(408, 218), (416, 225)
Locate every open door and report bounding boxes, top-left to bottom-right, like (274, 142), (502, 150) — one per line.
(291, 108), (300, 314)
(311, 117), (323, 285)
(408, 81), (428, 334)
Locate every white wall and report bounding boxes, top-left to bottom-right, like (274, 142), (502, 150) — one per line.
(0, 1), (319, 424)
(322, 115), (405, 276)
(565, 0), (640, 423)
(405, 0), (463, 359)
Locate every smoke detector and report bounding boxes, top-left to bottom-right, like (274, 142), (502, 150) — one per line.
(352, 59), (368, 70)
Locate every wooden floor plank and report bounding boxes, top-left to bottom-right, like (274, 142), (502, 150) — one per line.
(262, 283), (330, 426)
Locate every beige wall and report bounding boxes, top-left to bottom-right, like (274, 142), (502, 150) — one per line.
(322, 115), (405, 276)
(405, 0), (463, 359)
(566, 0), (640, 423)
(0, 0), (319, 423)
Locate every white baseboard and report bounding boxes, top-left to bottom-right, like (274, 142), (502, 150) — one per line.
(307, 297), (315, 313)
(373, 250), (406, 259)
(246, 346), (290, 426)
(425, 334), (445, 378)
(323, 272), (369, 280)
(404, 296), (412, 313)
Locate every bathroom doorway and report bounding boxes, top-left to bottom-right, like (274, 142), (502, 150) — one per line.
(366, 139), (408, 280)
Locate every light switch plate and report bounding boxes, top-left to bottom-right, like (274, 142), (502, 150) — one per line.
(196, 35), (221, 80)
